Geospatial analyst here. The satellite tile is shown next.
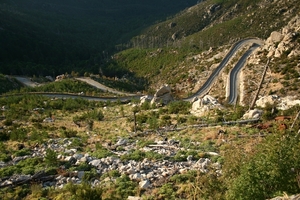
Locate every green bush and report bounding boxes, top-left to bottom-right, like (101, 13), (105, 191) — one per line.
(91, 145), (114, 159)
(0, 131), (9, 141)
(158, 183), (176, 200)
(3, 119), (13, 126)
(64, 182), (103, 200)
(44, 149), (59, 167)
(108, 170), (121, 178)
(9, 128), (28, 142)
(0, 142), (10, 162)
(82, 168), (99, 182)
(114, 175), (138, 199)
(145, 151), (164, 161)
(30, 130), (49, 143)
(13, 148), (31, 157)
(225, 132), (300, 200)
(121, 150), (146, 161)
(173, 150), (199, 162)
(167, 101), (191, 114)
(60, 129), (78, 138)
(147, 116), (159, 129)
(170, 170), (197, 184)
(0, 165), (19, 177)
(140, 101), (151, 110)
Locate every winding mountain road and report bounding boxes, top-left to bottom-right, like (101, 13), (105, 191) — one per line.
(11, 38), (263, 103)
(184, 38), (263, 102)
(227, 42), (263, 104)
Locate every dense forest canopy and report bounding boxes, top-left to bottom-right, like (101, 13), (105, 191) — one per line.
(0, 0), (196, 76)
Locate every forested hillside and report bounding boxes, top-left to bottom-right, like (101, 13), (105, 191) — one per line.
(0, 0), (195, 76)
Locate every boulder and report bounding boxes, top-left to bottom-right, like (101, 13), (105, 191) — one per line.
(266, 31), (283, 44)
(255, 95), (279, 108)
(139, 179), (151, 189)
(151, 84), (173, 105)
(243, 109), (263, 119)
(190, 95), (223, 117)
(128, 196), (142, 200)
(89, 159), (101, 167)
(64, 156), (76, 164)
(140, 95), (152, 104)
(277, 96), (300, 110)
(116, 138), (128, 146)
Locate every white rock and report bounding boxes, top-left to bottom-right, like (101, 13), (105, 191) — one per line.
(128, 196), (142, 200)
(116, 138), (128, 146)
(266, 31), (283, 44)
(130, 173), (142, 180)
(126, 168), (136, 174)
(140, 95), (152, 104)
(150, 84), (173, 105)
(89, 159), (101, 167)
(191, 95), (223, 117)
(139, 179), (151, 189)
(256, 95), (279, 108)
(243, 109), (263, 119)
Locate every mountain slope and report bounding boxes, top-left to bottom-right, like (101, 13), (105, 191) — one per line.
(106, 0), (299, 102)
(0, 0), (196, 75)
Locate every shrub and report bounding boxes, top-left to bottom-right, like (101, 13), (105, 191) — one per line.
(108, 170), (121, 178)
(3, 119), (13, 126)
(44, 149), (58, 167)
(170, 170), (197, 184)
(167, 101), (191, 114)
(30, 130), (48, 143)
(121, 150), (146, 161)
(173, 150), (199, 162)
(147, 116), (159, 129)
(158, 183), (176, 200)
(82, 168), (99, 182)
(13, 148), (31, 157)
(64, 182), (103, 200)
(225, 132), (300, 200)
(140, 101), (151, 110)
(9, 128), (28, 141)
(91, 144), (114, 159)
(114, 175), (138, 199)
(145, 151), (164, 161)
(87, 109), (104, 121)
(0, 131), (9, 141)
(0, 165), (19, 177)
(60, 129), (78, 138)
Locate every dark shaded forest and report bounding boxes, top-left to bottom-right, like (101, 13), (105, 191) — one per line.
(0, 0), (196, 77)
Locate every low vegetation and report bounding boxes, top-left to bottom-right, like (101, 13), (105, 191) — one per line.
(0, 92), (299, 199)
(0, 0), (299, 199)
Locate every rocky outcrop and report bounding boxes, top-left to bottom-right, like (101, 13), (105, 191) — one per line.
(150, 84), (173, 105)
(255, 95), (279, 108)
(277, 96), (300, 110)
(243, 109), (263, 119)
(190, 95), (223, 117)
(264, 15), (300, 58)
(255, 95), (300, 110)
